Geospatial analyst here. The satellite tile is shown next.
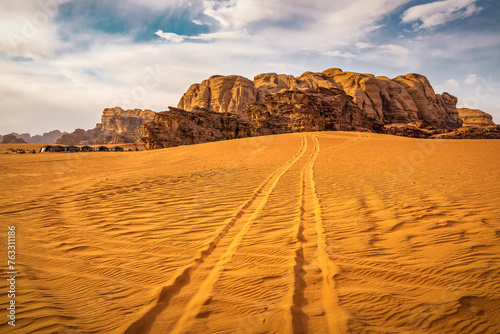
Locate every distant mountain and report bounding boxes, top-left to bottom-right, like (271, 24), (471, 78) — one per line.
(56, 107), (156, 145)
(1, 130), (64, 144)
(1, 134), (27, 144)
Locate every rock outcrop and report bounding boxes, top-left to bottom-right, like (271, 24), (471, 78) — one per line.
(143, 87), (374, 149)
(321, 69), (462, 128)
(431, 125), (500, 139)
(142, 107), (258, 150)
(178, 68), (463, 129)
(241, 87), (373, 134)
(458, 108), (496, 127)
(57, 108), (155, 145)
(177, 72), (355, 114)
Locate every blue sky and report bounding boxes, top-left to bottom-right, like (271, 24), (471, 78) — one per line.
(1, 0), (499, 134)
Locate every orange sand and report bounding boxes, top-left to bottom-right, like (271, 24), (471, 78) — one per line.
(0, 132), (499, 333)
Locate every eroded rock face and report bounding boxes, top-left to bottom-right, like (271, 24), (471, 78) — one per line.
(177, 72), (342, 114)
(322, 69), (462, 128)
(57, 107), (156, 145)
(458, 108), (496, 127)
(178, 69), (463, 130)
(142, 107), (259, 149)
(143, 87), (374, 149)
(241, 87), (374, 134)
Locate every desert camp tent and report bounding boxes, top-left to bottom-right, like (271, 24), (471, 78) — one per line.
(81, 145), (93, 152)
(40, 145), (53, 152)
(95, 146), (109, 152)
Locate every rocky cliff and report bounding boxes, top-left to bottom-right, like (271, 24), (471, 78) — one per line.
(142, 87), (374, 150)
(178, 68), (463, 129)
(143, 87), (373, 149)
(142, 107), (257, 149)
(57, 107), (156, 145)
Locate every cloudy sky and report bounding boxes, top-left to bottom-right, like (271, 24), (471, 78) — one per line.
(1, 0), (499, 135)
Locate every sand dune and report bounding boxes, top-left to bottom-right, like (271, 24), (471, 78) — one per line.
(0, 132), (499, 333)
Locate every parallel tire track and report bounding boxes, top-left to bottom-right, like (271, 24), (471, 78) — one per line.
(123, 134), (308, 334)
(308, 135), (348, 334)
(292, 134), (349, 334)
(169, 134), (308, 334)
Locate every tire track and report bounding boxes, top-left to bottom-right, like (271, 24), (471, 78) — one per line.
(317, 132), (370, 155)
(293, 134), (348, 334)
(168, 134), (308, 334)
(290, 138), (310, 333)
(123, 134), (308, 334)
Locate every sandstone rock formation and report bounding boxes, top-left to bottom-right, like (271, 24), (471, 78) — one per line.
(241, 87), (373, 133)
(57, 108), (155, 145)
(178, 68), (463, 129)
(143, 87), (373, 149)
(177, 72), (354, 114)
(458, 108), (496, 127)
(142, 107), (257, 150)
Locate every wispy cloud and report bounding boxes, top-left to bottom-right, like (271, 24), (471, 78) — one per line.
(379, 44), (411, 55)
(401, 0), (482, 30)
(322, 50), (357, 58)
(155, 30), (186, 42)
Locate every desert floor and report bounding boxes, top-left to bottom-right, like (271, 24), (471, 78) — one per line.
(0, 132), (499, 334)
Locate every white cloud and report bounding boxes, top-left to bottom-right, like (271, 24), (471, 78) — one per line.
(380, 44), (411, 55)
(155, 30), (186, 42)
(445, 79), (459, 87)
(202, 0), (274, 29)
(322, 50), (357, 58)
(465, 73), (478, 84)
(355, 42), (375, 49)
(192, 19), (204, 25)
(401, 0), (482, 29)
(200, 0), (412, 51)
